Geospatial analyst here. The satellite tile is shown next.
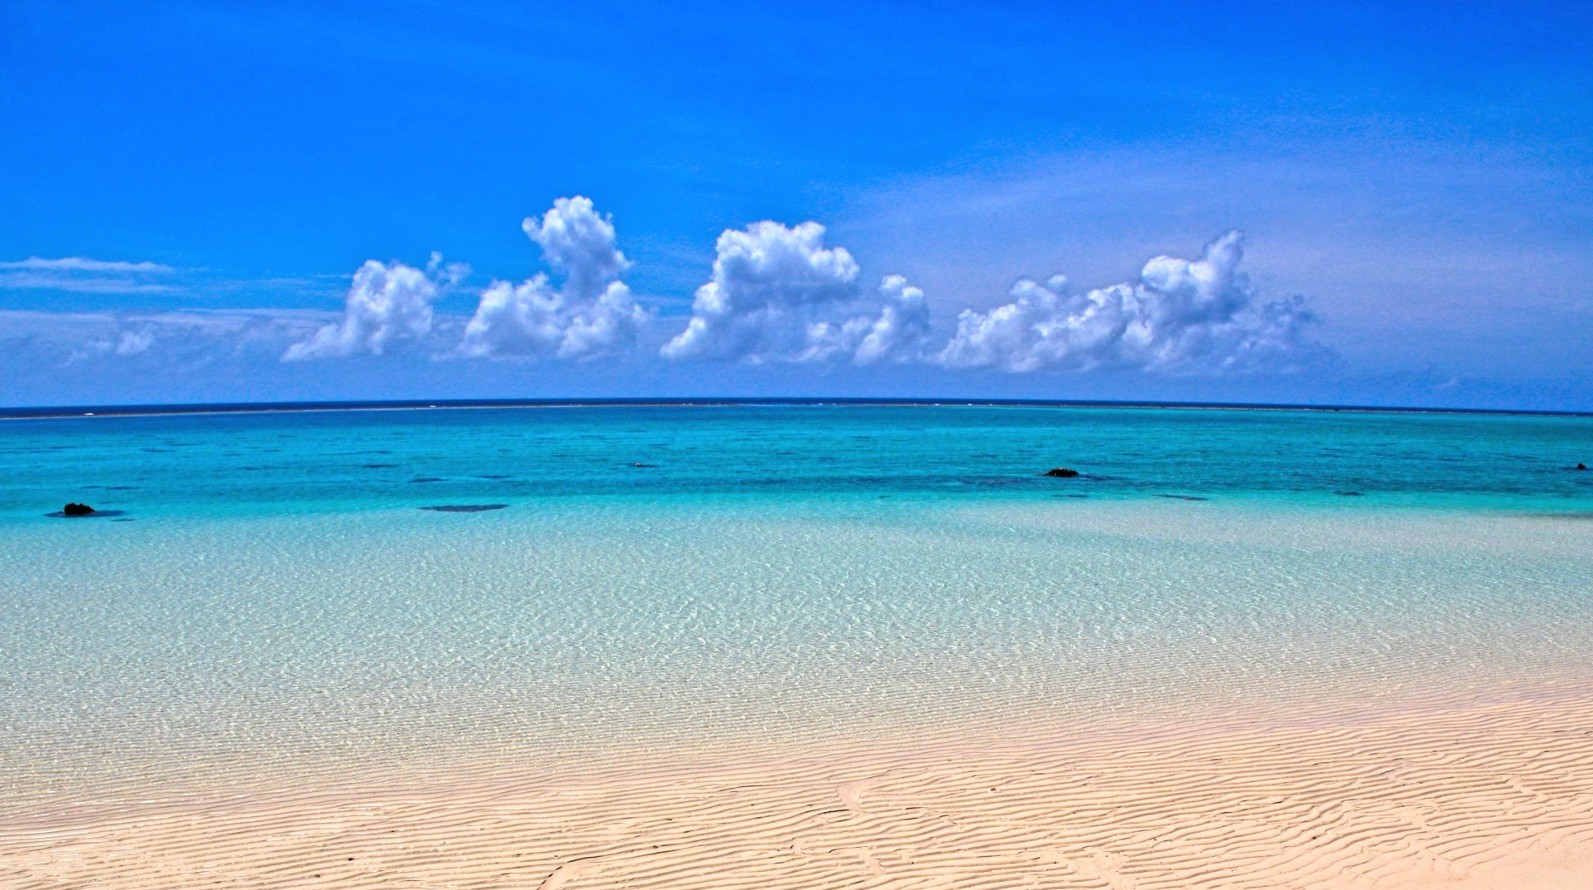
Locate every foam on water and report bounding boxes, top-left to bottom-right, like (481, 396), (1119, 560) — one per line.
(1, 406), (1590, 811)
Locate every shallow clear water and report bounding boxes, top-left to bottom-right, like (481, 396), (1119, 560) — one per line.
(2, 405), (1591, 809)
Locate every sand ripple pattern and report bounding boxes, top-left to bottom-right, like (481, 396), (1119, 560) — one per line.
(4, 694), (1592, 889)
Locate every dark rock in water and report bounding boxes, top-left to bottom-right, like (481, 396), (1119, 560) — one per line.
(1043, 467), (1080, 478)
(49, 506), (126, 518)
(1578, 463), (1588, 471)
(421, 504), (509, 513)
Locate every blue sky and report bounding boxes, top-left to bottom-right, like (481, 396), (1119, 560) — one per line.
(3, 0), (1591, 409)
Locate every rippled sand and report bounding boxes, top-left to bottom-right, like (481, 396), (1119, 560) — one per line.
(4, 684), (1590, 889)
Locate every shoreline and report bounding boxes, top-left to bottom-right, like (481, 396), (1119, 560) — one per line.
(5, 681), (1591, 888)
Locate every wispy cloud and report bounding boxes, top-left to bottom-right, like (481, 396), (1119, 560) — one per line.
(0, 257), (176, 273)
(0, 307), (329, 367)
(0, 256), (180, 294)
(0, 273), (177, 294)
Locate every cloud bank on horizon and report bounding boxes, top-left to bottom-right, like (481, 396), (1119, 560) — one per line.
(1, 195), (1340, 413)
(264, 196), (1331, 377)
(937, 231), (1332, 375)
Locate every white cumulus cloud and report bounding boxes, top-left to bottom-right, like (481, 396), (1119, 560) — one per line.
(10, 218), (1337, 388)
(282, 253), (466, 361)
(660, 221), (934, 365)
(937, 231), (1331, 374)
(798, 274), (936, 365)
(854, 274), (933, 365)
(662, 221), (874, 363)
(458, 196), (649, 360)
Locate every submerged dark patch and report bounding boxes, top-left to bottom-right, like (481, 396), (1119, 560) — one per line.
(1158, 494), (1210, 501)
(48, 509), (127, 518)
(420, 504), (509, 513)
(960, 476), (1032, 488)
(362, 463), (399, 468)
(409, 477), (444, 483)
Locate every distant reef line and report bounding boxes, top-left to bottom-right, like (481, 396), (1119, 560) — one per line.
(4, 397), (1591, 421)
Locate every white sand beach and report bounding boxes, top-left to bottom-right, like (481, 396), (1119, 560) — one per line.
(5, 684), (1590, 889)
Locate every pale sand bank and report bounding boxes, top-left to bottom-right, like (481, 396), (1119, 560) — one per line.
(3, 690), (1591, 889)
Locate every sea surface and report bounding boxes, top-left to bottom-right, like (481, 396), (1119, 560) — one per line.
(2, 404), (1591, 814)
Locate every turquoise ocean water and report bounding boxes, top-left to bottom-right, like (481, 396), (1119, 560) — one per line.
(2, 404), (1591, 811)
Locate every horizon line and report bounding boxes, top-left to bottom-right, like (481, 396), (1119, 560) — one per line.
(3, 396), (1591, 421)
